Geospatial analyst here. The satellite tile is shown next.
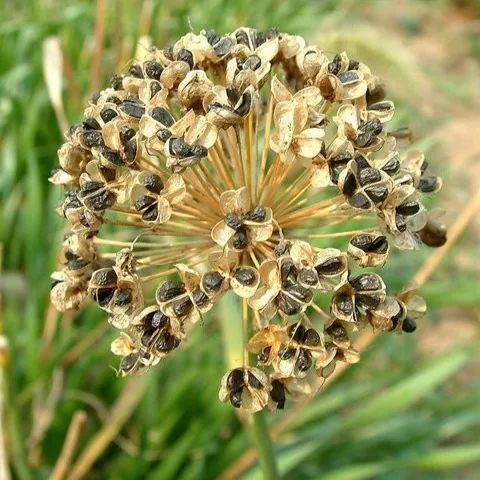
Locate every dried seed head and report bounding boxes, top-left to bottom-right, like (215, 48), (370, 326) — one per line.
(50, 26), (444, 412)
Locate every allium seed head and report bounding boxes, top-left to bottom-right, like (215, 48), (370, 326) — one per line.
(50, 27), (445, 412)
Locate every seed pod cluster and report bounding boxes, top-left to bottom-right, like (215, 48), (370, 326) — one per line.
(50, 27), (445, 411)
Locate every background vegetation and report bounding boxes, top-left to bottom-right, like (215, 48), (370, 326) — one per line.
(0, 0), (479, 478)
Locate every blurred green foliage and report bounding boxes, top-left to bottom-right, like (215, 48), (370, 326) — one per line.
(0, 0), (479, 479)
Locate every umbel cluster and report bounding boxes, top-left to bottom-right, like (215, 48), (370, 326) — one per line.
(50, 27), (447, 412)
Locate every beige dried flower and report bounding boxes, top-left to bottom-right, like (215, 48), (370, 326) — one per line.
(49, 27), (446, 412)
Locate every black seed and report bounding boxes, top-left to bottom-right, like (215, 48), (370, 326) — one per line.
(248, 372), (263, 389)
(402, 317), (417, 333)
(328, 54), (342, 75)
(285, 284), (312, 304)
(173, 296), (193, 317)
(85, 190), (116, 211)
(145, 310), (168, 330)
(356, 293), (382, 309)
(177, 49), (194, 69)
(419, 175), (439, 193)
(114, 288), (132, 306)
(287, 323), (306, 342)
(354, 155), (370, 171)
(351, 274), (382, 292)
(253, 30), (266, 48)
(157, 129), (172, 143)
(123, 138), (138, 164)
(270, 380), (286, 409)
(129, 64), (144, 78)
(142, 204), (158, 222)
(144, 60), (164, 80)
(150, 106), (174, 127)
(157, 280), (186, 302)
(258, 347), (271, 364)
(98, 147), (124, 166)
(234, 91), (252, 117)
(235, 30), (249, 46)
(233, 267), (257, 286)
(141, 328), (155, 347)
(397, 201), (420, 216)
(370, 235), (388, 253)
(214, 36), (234, 56)
(232, 228), (249, 250)
(227, 368), (245, 391)
(225, 212), (243, 231)
(120, 353), (139, 373)
(364, 119), (383, 135)
(395, 214), (407, 232)
(350, 192), (371, 210)
(355, 131), (375, 148)
(274, 240), (289, 257)
(351, 233), (373, 251)
(335, 294), (353, 315)
(81, 181), (103, 194)
(244, 206), (267, 222)
(202, 271), (224, 293)
(342, 171), (358, 196)
(100, 108), (118, 123)
(229, 390), (243, 408)
(81, 130), (104, 148)
(296, 349), (313, 372)
(277, 291), (302, 316)
(304, 329), (321, 346)
(94, 287), (115, 307)
(111, 74), (124, 90)
(278, 345), (296, 360)
(419, 221), (447, 248)
(106, 95), (122, 105)
(316, 257), (344, 276)
(83, 117), (101, 130)
(348, 59), (360, 70)
(382, 157), (400, 175)
(358, 167), (381, 186)
(142, 174), (163, 194)
(119, 126), (136, 144)
(298, 268), (318, 286)
(280, 259), (297, 283)
(243, 54), (261, 71)
(225, 86), (240, 106)
(120, 98), (145, 118)
(66, 256), (89, 270)
(155, 332), (180, 352)
(134, 195), (156, 211)
(338, 70), (359, 84)
(168, 137), (191, 158)
(327, 323), (349, 342)
(205, 29), (220, 45)
(93, 268), (117, 286)
(365, 186), (388, 204)
(163, 46), (174, 60)
(150, 81), (162, 98)
(192, 288), (209, 307)
(190, 144), (207, 157)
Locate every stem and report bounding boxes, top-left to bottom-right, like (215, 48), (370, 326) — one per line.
(218, 295), (280, 480)
(248, 412), (280, 480)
